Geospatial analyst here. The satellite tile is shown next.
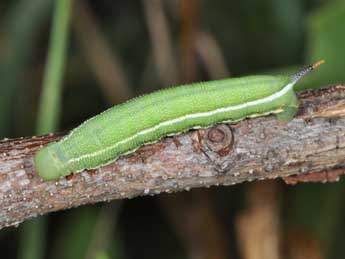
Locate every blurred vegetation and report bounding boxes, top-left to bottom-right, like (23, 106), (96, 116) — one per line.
(1, 0), (345, 258)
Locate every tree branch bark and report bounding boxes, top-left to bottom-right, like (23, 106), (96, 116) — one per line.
(1, 85), (345, 229)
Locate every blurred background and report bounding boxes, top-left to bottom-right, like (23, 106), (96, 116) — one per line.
(1, 0), (345, 258)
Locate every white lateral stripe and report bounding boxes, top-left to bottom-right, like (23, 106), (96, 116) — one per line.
(67, 81), (295, 164)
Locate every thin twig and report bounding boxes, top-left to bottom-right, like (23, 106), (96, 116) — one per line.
(1, 86), (345, 229)
(195, 31), (230, 79)
(73, 1), (132, 104)
(142, 0), (179, 86)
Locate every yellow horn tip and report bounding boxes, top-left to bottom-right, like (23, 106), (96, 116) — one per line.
(312, 59), (325, 69)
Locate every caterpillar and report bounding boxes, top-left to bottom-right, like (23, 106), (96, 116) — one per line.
(35, 60), (324, 180)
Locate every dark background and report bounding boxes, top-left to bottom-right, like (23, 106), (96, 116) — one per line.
(1, 0), (345, 258)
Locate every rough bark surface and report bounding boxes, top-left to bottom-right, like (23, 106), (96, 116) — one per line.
(1, 85), (345, 229)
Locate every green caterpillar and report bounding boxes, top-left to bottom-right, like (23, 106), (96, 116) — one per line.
(35, 61), (324, 180)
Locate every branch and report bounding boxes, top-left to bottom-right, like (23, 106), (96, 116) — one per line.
(1, 85), (345, 229)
